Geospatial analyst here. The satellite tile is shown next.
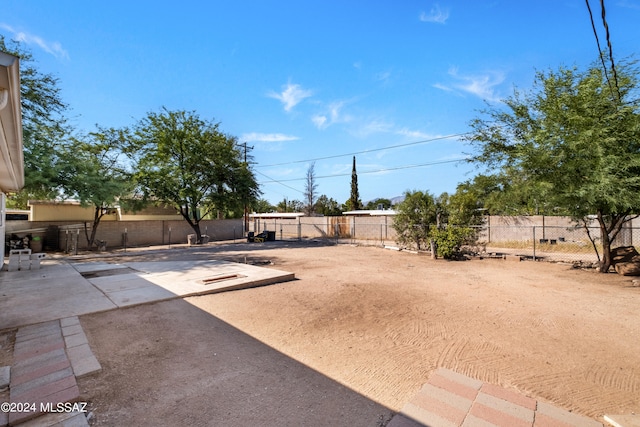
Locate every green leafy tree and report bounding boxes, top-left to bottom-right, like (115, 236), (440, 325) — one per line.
(448, 176), (493, 225)
(276, 198), (290, 213)
(315, 194), (342, 216)
(57, 127), (133, 248)
(392, 190), (437, 250)
(252, 198), (275, 213)
(289, 199), (305, 212)
(132, 109), (259, 243)
(276, 198), (304, 213)
(467, 60), (640, 272)
(0, 35), (69, 207)
(364, 198), (392, 210)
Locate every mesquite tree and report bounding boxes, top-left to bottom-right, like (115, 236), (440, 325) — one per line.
(466, 60), (640, 272)
(132, 109), (259, 243)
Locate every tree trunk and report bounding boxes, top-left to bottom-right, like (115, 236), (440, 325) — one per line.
(596, 211), (630, 273)
(190, 222), (202, 244)
(180, 204), (204, 244)
(599, 225), (612, 273)
(84, 206), (103, 250)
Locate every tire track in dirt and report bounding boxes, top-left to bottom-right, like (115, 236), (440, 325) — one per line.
(436, 339), (509, 384)
(583, 364), (640, 393)
(514, 370), (640, 418)
(339, 360), (420, 409)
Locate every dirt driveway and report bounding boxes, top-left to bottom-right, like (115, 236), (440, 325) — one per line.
(77, 242), (640, 425)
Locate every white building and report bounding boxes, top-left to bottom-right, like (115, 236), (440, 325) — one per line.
(0, 51), (23, 266)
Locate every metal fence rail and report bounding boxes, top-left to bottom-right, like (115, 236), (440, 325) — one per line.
(482, 225), (639, 263)
(249, 216), (640, 264)
(249, 217), (398, 246)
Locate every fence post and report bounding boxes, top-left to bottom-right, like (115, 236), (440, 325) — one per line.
(168, 226), (172, 248)
(298, 218), (301, 241)
(352, 219), (356, 244)
(533, 226), (536, 261)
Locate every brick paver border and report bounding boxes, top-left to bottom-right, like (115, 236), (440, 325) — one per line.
(389, 368), (604, 427)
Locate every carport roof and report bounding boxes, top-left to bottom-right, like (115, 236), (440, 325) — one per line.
(0, 51), (23, 193)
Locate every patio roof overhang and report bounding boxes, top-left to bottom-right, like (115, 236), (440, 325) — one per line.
(0, 51), (23, 193)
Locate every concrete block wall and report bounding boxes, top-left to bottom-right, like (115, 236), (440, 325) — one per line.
(250, 216), (398, 241)
(6, 219), (243, 251)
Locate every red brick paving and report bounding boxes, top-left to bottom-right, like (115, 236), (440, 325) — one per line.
(8, 320), (81, 426)
(389, 368), (604, 427)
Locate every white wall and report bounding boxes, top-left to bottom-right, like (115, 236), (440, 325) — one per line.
(1, 192), (5, 265)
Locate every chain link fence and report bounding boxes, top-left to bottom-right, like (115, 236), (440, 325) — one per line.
(479, 224), (639, 263)
(249, 215), (640, 264)
(249, 216), (398, 246)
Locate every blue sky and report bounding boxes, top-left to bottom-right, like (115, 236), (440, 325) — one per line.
(2, 1), (640, 206)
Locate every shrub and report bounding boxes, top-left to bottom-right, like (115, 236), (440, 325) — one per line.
(431, 226), (476, 259)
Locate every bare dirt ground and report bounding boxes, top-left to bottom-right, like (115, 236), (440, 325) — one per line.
(76, 241), (640, 425)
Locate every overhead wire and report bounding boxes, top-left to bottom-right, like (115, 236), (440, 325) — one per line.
(600, 0), (622, 101)
(258, 158), (467, 184)
(254, 169), (305, 194)
(585, 0), (622, 102)
(255, 132), (470, 168)
(585, 0), (616, 100)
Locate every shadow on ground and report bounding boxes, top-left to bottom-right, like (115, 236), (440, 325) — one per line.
(78, 297), (394, 427)
(67, 240), (337, 266)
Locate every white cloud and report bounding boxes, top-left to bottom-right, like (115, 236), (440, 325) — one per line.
(351, 119), (394, 138)
(267, 82), (313, 112)
(434, 67), (505, 102)
(432, 82), (454, 93)
(241, 132), (299, 143)
(312, 115), (328, 129)
(419, 4), (450, 24)
(0, 24), (69, 60)
(375, 70), (392, 83)
(618, 1), (640, 10)
(396, 128), (438, 140)
(312, 100), (352, 129)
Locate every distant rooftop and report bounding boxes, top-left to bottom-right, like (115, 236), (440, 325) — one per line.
(249, 212), (306, 219)
(342, 209), (397, 216)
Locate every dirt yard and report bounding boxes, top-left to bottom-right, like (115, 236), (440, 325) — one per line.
(76, 242), (640, 425)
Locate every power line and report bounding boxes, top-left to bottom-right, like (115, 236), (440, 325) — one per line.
(254, 169), (304, 194)
(585, 0), (615, 99)
(600, 0), (621, 100)
(585, 0), (621, 102)
(258, 158), (467, 183)
(256, 132), (470, 168)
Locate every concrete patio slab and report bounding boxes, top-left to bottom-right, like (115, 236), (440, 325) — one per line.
(86, 273), (157, 292)
(0, 262), (117, 329)
(81, 260), (295, 308)
(69, 262), (129, 274)
(1, 258), (294, 329)
(102, 284), (177, 307)
(604, 414), (640, 427)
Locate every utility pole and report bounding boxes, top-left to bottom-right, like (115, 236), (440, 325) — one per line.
(241, 142), (254, 235)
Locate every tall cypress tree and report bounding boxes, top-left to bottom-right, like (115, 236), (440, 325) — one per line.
(349, 156), (362, 210)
